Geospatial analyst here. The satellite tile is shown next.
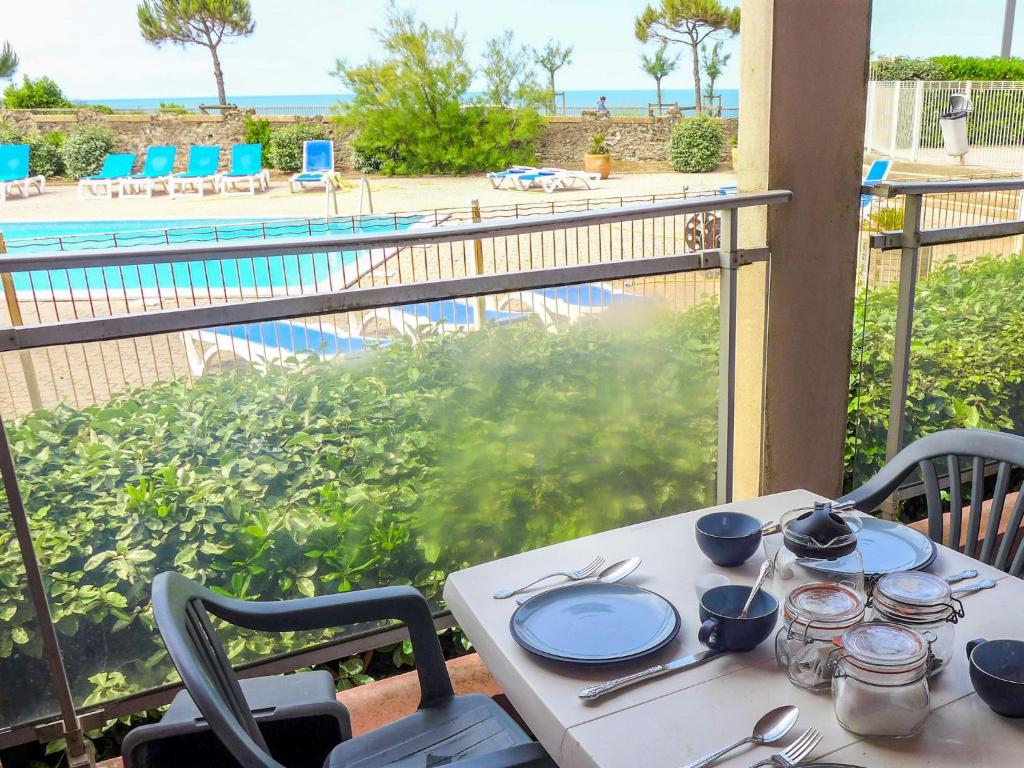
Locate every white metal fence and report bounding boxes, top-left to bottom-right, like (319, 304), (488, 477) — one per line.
(865, 80), (1024, 170)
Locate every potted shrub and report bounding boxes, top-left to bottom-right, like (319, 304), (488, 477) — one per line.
(584, 134), (611, 179)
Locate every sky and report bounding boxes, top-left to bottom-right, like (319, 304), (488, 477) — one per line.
(0, 1), (1022, 100)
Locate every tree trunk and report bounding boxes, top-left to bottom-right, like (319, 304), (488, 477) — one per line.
(656, 78), (662, 107)
(690, 43), (702, 113)
(549, 71), (556, 111)
(209, 44), (227, 105)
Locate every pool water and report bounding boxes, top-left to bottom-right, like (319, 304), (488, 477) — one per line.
(0, 215), (422, 294)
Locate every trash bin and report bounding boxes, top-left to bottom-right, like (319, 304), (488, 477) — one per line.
(939, 93), (973, 158)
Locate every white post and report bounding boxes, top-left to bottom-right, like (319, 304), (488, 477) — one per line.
(888, 83), (902, 157)
(865, 81), (877, 151)
(909, 80), (925, 162)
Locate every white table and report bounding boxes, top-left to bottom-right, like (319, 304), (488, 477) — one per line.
(444, 489), (1024, 767)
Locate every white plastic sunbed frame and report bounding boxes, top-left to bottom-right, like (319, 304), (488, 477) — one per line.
(0, 175), (45, 202)
(514, 167), (601, 194)
(218, 170), (271, 196)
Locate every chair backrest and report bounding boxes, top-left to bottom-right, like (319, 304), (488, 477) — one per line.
(840, 428), (1024, 575)
(231, 144), (263, 175)
(97, 153), (136, 178)
(152, 572), (284, 768)
(0, 144), (30, 177)
(187, 145), (221, 175)
(863, 158), (892, 186)
(303, 140), (334, 173)
(140, 145), (177, 176)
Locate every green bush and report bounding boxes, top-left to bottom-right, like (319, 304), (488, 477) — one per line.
(267, 122), (329, 172)
(667, 114), (723, 173)
(0, 125), (63, 176)
(871, 55), (1024, 82)
(0, 305), (718, 722)
(2, 75), (73, 109)
(846, 253), (1024, 489)
(60, 125), (116, 178)
(82, 104), (116, 115)
(243, 116), (272, 165)
(333, 7), (541, 175)
(158, 102), (189, 115)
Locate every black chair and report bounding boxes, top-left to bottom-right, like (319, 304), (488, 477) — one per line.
(839, 428), (1024, 576)
(151, 572), (555, 768)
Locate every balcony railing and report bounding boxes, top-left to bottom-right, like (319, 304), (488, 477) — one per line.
(0, 191), (789, 754)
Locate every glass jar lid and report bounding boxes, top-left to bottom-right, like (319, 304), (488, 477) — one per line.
(840, 623), (929, 671)
(875, 571), (951, 608)
(785, 581), (865, 626)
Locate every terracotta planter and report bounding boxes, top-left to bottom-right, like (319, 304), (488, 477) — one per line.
(584, 153), (611, 180)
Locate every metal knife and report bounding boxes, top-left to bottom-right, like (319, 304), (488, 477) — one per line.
(578, 648), (726, 701)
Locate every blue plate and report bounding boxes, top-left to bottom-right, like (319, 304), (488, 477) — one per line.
(510, 582), (680, 664)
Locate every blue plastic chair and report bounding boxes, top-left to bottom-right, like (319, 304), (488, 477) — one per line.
(0, 144), (45, 202)
(122, 145), (177, 197)
(289, 140), (335, 192)
(220, 144), (268, 195)
(860, 158), (893, 213)
(170, 145), (221, 198)
(78, 153), (136, 199)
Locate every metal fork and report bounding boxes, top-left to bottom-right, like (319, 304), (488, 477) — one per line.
(492, 556), (605, 599)
(748, 728), (822, 768)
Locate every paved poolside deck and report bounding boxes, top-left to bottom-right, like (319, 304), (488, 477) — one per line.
(0, 171), (737, 225)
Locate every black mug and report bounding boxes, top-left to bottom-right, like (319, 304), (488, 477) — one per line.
(967, 638), (1024, 718)
(698, 584), (779, 652)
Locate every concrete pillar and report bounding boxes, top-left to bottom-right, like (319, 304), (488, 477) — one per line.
(733, 0), (871, 498)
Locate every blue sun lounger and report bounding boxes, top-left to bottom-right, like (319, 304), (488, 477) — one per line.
(289, 140), (336, 192)
(487, 166), (539, 189)
(169, 145), (221, 198)
(0, 144), (45, 202)
(860, 158), (892, 213)
(185, 319), (385, 375)
(78, 153), (136, 200)
(121, 145), (177, 198)
(218, 144), (269, 196)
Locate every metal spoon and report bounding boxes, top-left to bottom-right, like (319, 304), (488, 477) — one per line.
(944, 569), (978, 584)
(680, 704), (799, 768)
(738, 559), (773, 619)
(952, 578), (997, 597)
(514, 557), (642, 605)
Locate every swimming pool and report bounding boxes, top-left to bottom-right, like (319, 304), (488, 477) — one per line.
(0, 215), (423, 295)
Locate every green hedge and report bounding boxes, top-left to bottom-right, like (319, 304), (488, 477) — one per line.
(0, 305), (718, 725)
(667, 115), (723, 173)
(871, 55), (1024, 81)
(846, 253), (1024, 489)
(60, 125), (116, 178)
(0, 123), (64, 176)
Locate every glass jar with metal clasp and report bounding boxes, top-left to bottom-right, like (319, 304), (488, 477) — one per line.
(829, 623), (932, 738)
(775, 581), (866, 691)
(868, 571), (964, 677)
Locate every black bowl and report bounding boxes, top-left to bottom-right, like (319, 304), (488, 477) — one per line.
(695, 511), (763, 567)
(698, 584), (779, 652)
(968, 638), (1024, 718)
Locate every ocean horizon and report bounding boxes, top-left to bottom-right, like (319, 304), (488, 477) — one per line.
(78, 88), (739, 112)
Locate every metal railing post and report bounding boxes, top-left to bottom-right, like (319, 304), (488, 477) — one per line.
(469, 199), (486, 330)
(884, 193), (924, 477)
(0, 234), (43, 411)
(0, 412), (93, 766)
(717, 207), (739, 504)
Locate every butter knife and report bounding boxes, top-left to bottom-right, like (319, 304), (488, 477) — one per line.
(578, 648), (725, 700)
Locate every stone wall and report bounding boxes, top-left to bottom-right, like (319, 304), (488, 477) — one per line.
(0, 109), (737, 173)
(536, 113), (738, 167)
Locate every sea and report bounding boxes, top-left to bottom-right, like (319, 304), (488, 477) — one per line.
(78, 88), (740, 113)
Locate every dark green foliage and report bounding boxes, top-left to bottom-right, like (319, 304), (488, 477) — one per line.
(871, 55), (1024, 82)
(333, 5), (541, 175)
(267, 122), (329, 172)
(0, 125), (65, 176)
(667, 114), (723, 172)
(846, 254), (1024, 489)
(2, 76), (73, 109)
(243, 116), (272, 164)
(60, 125), (116, 178)
(0, 42), (18, 81)
(0, 305), (718, 724)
